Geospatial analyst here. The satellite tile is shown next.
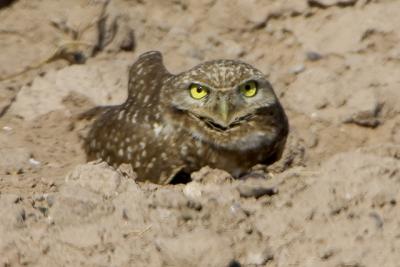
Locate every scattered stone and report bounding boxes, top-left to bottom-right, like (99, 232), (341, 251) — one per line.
(151, 188), (188, 209)
(306, 51), (323, 61)
(244, 247), (273, 265)
(187, 199), (202, 211)
(391, 122), (400, 143)
(343, 111), (381, 127)
(46, 195), (55, 207)
(308, 0), (358, 8)
(319, 247), (338, 260)
(119, 29), (135, 51)
(342, 89), (381, 128)
(236, 178), (278, 199)
(28, 158), (40, 166)
(238, 185), (278, 198)
(179, 209), (194, 221)
(2, 1), (400, 266)
(14, 208), (26, 228)
(289, 64), (306, 75)
(369, 212), (384, 229)
(229, 202), (249, 220)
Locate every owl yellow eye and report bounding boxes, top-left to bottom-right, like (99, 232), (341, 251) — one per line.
(239, 81), (258, 97)
(189, 84), (209, 99)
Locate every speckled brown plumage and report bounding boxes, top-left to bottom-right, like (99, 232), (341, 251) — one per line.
(85, 51), (289, 184)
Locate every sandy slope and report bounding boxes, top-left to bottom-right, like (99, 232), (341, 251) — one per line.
(0, 0), (399, 266)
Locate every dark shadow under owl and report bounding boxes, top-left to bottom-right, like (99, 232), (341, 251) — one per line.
(85, 51), (289, 184)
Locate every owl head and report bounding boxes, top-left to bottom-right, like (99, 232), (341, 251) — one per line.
(160, 58), (288, 152)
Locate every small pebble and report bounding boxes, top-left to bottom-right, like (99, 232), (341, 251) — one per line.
(180, 209), (194, 221)
(237, 184), (278, 198)
(289, 64), (305, 74)
(369, 212), (384, 229)
(308, 0), (357, 8)
(306, 51), (323, 61)
(15, 208), (26, 227)
(122, 208), (129, 220)
(319, 248), (337, 260)
(120, 29), (135, 51)
(46, 216), (54, 225)
(29, 158), (40, 166)
(229, 202), (249, 217)
(37, 206), (48, 216)
(187, 200), (202, 211)
(46, 195), (55, 207)
(245, 247), (273, 265)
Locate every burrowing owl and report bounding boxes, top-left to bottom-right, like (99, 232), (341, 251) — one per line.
(85, 51), (289, 184)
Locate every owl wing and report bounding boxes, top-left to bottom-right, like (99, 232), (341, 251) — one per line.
(85, 51), (176, 179)
(127, 51), (172, 99)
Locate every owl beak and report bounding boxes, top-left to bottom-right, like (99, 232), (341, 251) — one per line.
(219, 99), (230, 125)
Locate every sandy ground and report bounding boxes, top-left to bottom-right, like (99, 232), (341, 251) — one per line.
(0, 0), (400, 266)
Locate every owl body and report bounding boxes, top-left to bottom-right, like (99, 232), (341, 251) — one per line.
(85, 51), (288, 184)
